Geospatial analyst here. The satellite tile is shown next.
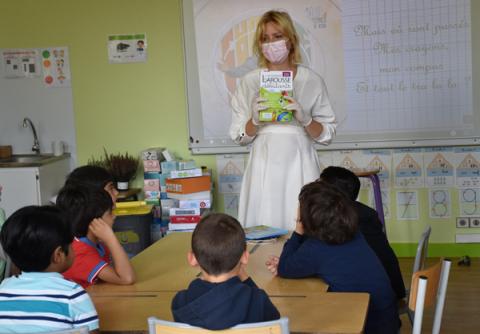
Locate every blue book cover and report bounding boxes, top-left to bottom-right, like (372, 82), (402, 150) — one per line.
(244, 225), (288, 240)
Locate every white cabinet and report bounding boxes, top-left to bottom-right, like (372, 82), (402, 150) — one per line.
(0, 158), (70, 218)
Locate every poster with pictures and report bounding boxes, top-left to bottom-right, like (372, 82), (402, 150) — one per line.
(216, 155), (244, 194)
(41, 47), (71, 87)
(108, 33), (147, 63)
(455, 147), (480, 188)
(2, 49), (40, 78)
(424, 147), (455, 187)
(393, 148), (424, 188)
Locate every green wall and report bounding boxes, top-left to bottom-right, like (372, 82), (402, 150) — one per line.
(1, 0), (479, 256)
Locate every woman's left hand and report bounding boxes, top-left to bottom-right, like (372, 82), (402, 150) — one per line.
(285, 97), (312, 127)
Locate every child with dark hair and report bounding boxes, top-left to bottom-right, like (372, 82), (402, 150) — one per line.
(57, 185), (135, 288)
(171, 213), (279, 330)
(0, 206), (99, 333)
(320, 166), (406, 300)
(65, 165), (119, 202)
(266, 181), (399, 334)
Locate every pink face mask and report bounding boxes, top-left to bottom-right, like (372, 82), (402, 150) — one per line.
(261, 40), (289, 64)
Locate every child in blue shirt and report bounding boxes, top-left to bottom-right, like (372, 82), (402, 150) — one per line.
(171, 213), (280, 330)
(0, 206), (99, 333)
(266, 181), (400, 334)
(320, 166), (406, 300)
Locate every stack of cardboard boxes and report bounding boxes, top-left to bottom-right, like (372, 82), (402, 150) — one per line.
(141, 147), (167, 241)
(141, 147), (213, 237)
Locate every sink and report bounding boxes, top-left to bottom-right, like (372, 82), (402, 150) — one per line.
(0, 154), (63, 167)
(2, 155), (53, 163)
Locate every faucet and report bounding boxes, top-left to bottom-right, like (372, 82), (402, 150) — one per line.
(22, 117), (40, 154)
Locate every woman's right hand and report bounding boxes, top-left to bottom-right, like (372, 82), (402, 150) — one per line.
(251, 96), (268, 126)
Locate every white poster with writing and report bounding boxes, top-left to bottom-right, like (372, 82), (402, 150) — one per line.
(455, 146), (480, 188)
(424, 147), (455, 187)
(394, 148), (424, 188)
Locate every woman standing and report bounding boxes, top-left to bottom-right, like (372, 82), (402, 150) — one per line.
(229, 10), (336, 229)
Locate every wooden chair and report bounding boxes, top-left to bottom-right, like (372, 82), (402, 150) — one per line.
(147, 317), (289, 334)
(408, 258), (451, 334)
(412, 225), (432, 273)
(399, 225), (432, 322)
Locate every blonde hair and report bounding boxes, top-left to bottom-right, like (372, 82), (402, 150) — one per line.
(253, 10), (302, 68)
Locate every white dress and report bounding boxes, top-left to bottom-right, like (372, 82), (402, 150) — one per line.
(229, 65), (337, 230)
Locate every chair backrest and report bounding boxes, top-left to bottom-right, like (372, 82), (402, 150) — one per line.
(408, 258), (451, 334)
(147, 317), (289, 334)
(412, 225), (432, 273)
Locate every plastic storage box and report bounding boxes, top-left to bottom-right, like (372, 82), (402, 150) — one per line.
(113, 201), (153, 257)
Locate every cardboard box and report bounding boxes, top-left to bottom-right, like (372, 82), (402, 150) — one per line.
(166, 175), (211, 194)
(169, 207), (201, 216)
(145, 190), (161, 200)
(162, 149), (175, 161)
(166, 190), (211, 200)
(178, 160), (196, 170)
(143, 160), (161, 172)
(144, 172), (161, 180)
(179, 198), (212, 209)
(160, 161), (179, 174)
(144, 179), (160, 191)
(170, 215), (201, 223)
(141, 147), (165, 161)
(170, 168), (202, 179)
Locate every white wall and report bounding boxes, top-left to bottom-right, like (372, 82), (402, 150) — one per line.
(0, 48), (77, 166)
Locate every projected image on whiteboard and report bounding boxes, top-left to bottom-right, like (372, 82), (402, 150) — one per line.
(184, 0), (474, 153)
(192, 0), (345, 139)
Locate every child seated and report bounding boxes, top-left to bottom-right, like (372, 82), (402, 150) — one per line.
(320, 166), (406, 300)
(0, 206), (99, 333)
(65, 165), (119, 202)
(266, 181), (400, 334)
(171, 213), (280, 330)
(56, 185), (135, 288)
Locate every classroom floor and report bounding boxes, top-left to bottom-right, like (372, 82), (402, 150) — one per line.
(398, 257), (479, 334)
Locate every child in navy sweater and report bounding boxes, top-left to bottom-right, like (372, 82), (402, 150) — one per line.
(171, 213), (280, 330)
(320, 166), (406, 300)
(266, 181), (400, 334)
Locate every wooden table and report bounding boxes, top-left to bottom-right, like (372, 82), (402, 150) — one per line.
(92, 292), (369, 334)
(89, 233), (369, 333)
(88, 232), (328, 296)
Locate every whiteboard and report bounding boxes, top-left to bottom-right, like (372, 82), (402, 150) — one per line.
(182, 0), (476, 154)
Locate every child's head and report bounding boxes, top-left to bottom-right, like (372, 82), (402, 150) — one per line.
(0, 206), (74, 273)
(319, 166), (360, 201)
(65, 165), (118, 202)
(191, 213), (246, 276)
(298, 181), (358, 245)
(56, 185), (114, 237)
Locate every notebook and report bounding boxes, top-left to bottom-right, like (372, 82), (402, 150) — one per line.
(244, 225), (289, 240)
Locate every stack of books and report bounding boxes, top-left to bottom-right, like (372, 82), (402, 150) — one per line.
(168, 207), (201, 231)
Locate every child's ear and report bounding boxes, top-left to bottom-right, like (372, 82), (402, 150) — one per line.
(187, 250), (198, 267)
(51, 246), (65, 265)
(240, 249), (249, 265)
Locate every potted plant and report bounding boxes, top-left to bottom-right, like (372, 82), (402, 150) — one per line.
(89, 149), (140, 190)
